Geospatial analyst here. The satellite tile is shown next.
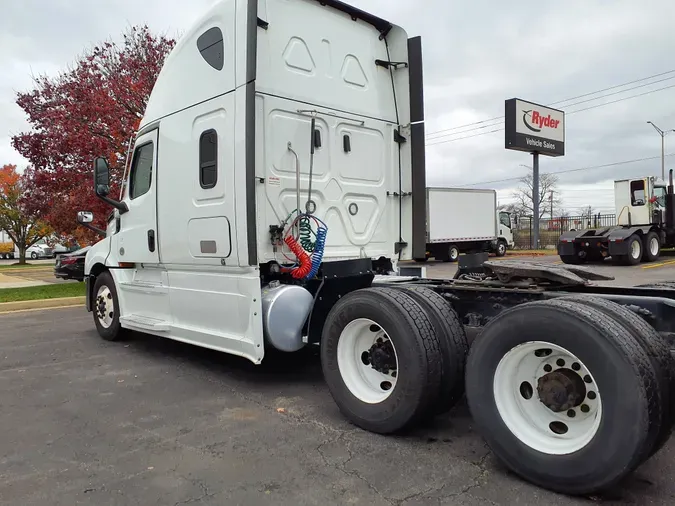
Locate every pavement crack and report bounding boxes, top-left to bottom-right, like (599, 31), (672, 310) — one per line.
(173, 478), (214, 506)
(315, 433), (395, 505)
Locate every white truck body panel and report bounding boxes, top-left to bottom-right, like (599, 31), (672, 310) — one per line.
(85, 0), (415, 364)
(615, 177), (652, 226)
(426, 188), (498, 244)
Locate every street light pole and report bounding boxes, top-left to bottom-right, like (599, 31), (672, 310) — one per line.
(647, 121), (675, 180)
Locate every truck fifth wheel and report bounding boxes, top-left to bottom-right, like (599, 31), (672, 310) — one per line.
(77, 0), (675, 496)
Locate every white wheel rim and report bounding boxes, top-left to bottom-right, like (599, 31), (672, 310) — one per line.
(631, 240), (641, 259)
(499, 243), (506, 254)
(450, 248), (458, 260)
(337, 318), (399, 404)
(493, 341), (602, 455)
(650, 237), (659, 256)
(95, 285), (115, 329)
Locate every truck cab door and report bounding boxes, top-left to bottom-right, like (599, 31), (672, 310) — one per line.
(499, 211), (514, 247)
(112, 129), (160, 265)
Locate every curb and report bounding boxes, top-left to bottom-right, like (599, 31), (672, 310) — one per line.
(0, 296), (85, 313)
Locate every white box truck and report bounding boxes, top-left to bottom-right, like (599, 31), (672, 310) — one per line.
(424, 187), (514, 262)
(75, 0), (675, 496)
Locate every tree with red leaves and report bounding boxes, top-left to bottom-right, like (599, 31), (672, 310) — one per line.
(12, 25), (175, 242)
(0, 164), (52, 264)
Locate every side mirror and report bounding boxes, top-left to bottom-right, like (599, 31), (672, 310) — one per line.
(91, 156), (129, 214)
(94, 157), (111, 197)
(76, 210), (105, 237)
(77, 211), (94, 224)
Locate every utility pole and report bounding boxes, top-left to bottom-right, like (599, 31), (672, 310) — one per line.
(647, 121), (675, 180)
(550, 190), (554, 219)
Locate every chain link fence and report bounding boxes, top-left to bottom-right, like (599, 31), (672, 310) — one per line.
(513, 214), (616, 250)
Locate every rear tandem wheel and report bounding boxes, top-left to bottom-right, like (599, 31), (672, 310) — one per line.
(320, 287), (444, 434)
(464, 298), (664, 495)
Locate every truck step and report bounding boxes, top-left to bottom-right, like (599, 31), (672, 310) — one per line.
(119, 314), (170, 332)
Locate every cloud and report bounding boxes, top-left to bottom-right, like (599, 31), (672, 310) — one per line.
(1, 0), (674, 213)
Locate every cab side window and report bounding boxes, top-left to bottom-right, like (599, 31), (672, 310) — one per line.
(499, 212), (511, 228)
(129, 142), (154, 199)
(630, 180), (645, 206)
(199, 130), (218, 189)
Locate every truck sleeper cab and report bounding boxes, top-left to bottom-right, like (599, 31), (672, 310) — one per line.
(81, 0), (675, 498)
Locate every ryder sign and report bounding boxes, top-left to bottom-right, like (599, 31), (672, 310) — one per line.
(505, 98), (565, 157)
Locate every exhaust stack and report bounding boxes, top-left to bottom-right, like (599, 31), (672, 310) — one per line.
(667, 169), (675, 231)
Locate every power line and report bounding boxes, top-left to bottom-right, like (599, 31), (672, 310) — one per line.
(425, 69), (675, 139)
(426, 83), (675, 147)
(452, 153), (675, 188)
(567, 83), (675, 115)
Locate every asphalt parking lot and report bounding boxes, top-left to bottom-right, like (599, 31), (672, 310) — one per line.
(3, 257), (675, 505)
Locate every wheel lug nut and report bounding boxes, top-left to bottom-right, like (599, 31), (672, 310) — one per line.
(567, 409), (576, 418)
(572, 362), (581, 371)
(556, 359), (565, 367)
(543, 364), (552, 373)
(583, 375), (592, 384)
(587, 391), (596, 400)
(580, 404), (590, 413)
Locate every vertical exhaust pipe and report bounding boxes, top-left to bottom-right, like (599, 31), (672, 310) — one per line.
(667, 169), (674, 231)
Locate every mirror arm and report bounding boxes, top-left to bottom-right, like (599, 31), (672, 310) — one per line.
(80, 223), (106, 237)
(96, 194), (129, 214)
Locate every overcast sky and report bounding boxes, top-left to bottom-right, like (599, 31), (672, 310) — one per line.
(2, 0), (675, 214)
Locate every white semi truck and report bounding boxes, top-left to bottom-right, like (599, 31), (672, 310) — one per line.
(77, 0), (675, 496)
(559, 173), (675, 265)
(422, 187), (514, 262)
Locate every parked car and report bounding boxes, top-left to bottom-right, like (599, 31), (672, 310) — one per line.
(54, 246), (90, 281)
(27, 244), (53, 259)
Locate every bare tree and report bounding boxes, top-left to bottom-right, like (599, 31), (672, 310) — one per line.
(511, 173), (563, 218)
(578, 205), (595, 218)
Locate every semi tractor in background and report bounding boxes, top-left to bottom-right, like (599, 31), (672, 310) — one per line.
(421, 187), (514, 262)
(559, 171), (675, 265)
(76, 0), (675, 497)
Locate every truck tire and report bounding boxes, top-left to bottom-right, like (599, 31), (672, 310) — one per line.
(447, 245), (460, 263)
(495, 240), (507, 257)
(396, 286), (468, 414)
(559, 294), (675, 460)
(624, 234), (643, 265)
(92, 271), (130, 342)
(465, 298), (659, 495)
(644, 231), (660, 262)
(320, 287), (443, 434)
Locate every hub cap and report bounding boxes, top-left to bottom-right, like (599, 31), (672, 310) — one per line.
(631, 240), (641, 259)
(493, 341), (602, 455)
(337, 318), (399, 404)
(650, 237), (659, 256)
(95, 285), (114, 329)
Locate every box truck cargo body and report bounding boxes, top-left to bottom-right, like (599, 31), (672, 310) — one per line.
(425, 187), (511, 261)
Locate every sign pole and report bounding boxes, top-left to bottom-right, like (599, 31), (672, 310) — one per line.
(505, 97), (565, 251)
(532, 152), (539, 250)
